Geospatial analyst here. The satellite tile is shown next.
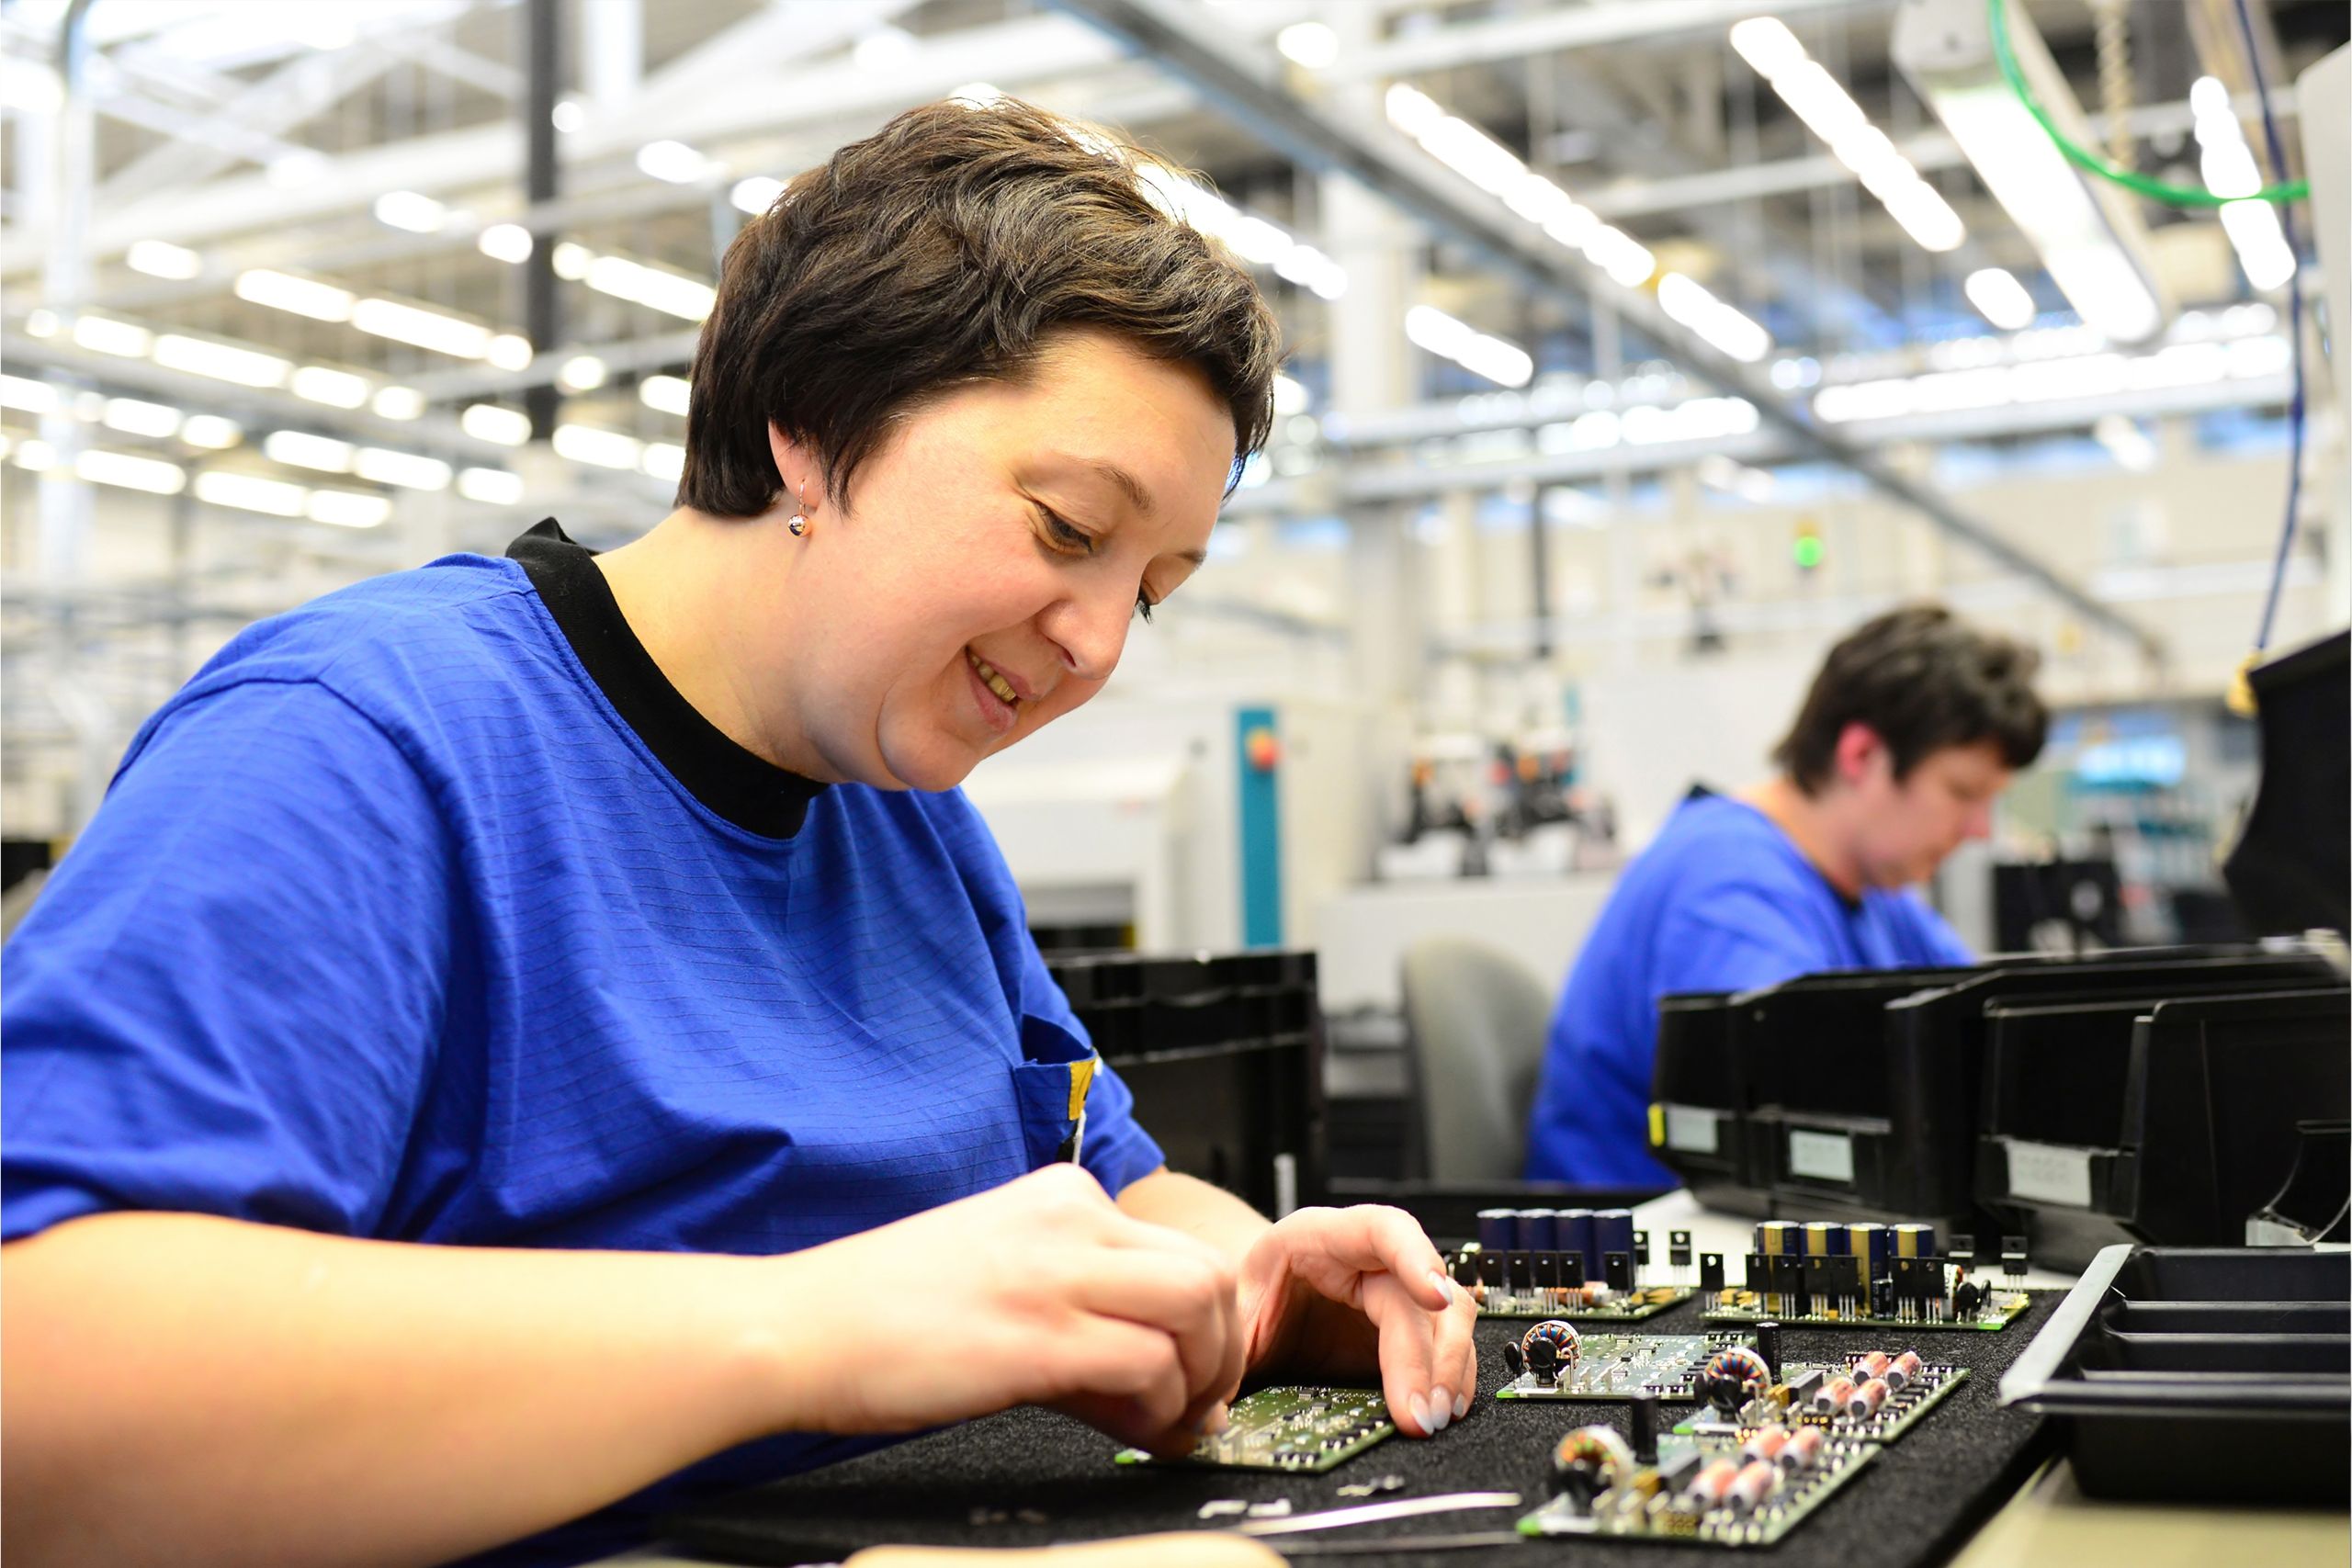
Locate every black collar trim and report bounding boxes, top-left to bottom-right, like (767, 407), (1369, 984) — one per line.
(506, 519), (828, 839)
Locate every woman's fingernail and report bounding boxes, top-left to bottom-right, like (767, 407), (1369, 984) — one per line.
(1428, 1269), (1455, 1306)
(1453, 1391), (1470, 1420)
(1409, 1393), (1431, 1434)
(1430, 1386), (1453, 1431)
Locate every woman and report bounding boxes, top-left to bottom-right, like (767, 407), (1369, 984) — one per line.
(1, 99), (1476, 1568)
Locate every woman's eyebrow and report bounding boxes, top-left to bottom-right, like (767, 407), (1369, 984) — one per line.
(1045, 453), (1156, 519)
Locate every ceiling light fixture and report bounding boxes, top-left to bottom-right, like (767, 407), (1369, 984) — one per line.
(1657, 273), (1772, 363)
(1893, 0), (2168, 343)
(1385, 82), (1655, 288)
(126, 239), (203, 280)
(153, 333), (292, 388)
(1404, 305), (1533, 389)
(235, 268), (356, 322)
(1731, 16), (1965, 254)
(1962, 266), (2038, 331)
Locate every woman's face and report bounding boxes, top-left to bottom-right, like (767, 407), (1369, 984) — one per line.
(771, 329), (1235, 792)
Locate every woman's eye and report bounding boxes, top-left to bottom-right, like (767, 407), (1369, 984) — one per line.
(1037, 507), (1093, 555)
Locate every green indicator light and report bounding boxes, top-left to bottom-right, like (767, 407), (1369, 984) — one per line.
(1793, 536), (1824, 570)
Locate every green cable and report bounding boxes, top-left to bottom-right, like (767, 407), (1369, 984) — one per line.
(1986, 0), (2308, 208)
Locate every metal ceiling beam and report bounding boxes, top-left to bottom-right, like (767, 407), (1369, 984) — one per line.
(1588, 87), (2301, 219)
(1329, 0), (1883, 81)
(0, 12), (1124, 275)
(1048, 0), (2165, 663)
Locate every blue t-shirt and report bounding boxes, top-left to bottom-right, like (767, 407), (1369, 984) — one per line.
(1, 522), (1165, 1565)
(1524, 792), (1971, 1185)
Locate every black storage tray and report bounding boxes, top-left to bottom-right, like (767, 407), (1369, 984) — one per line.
(2002, 1245), (2352, 1505)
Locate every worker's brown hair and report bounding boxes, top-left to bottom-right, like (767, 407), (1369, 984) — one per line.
(1774, 604), (2047, 793)
(677, 96), (1280, 516)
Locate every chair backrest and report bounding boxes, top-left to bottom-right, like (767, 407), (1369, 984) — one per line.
(1398, 937), (1555, 1181)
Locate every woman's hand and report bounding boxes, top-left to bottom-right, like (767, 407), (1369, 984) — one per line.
(1231, 1206), (1478, 1438)
(788, 1164), (1247, 1457)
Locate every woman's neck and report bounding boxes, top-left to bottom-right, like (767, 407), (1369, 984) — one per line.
(592, 508), (829, 778)
(1736, 775), (1865, 900)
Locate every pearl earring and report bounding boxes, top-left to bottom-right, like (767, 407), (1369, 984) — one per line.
(787, 478), (809, 537)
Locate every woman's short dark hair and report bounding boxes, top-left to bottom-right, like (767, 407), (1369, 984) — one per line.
(677, 96), (1281, 517)
(1773, 604), (2047, 794)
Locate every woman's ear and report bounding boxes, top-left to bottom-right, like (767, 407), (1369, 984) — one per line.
(764, 424), (821, 517)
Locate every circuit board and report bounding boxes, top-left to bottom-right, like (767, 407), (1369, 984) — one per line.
(1519, 1428), (1877, 1548)
(1497, 1333), (1751, 1403)
(1678, 1355), (1969, 1446)
(1476, 1284), (1693, 1322)
(1703, 1287), (2031, 1333)
(1112, 1387), (1394, 1472)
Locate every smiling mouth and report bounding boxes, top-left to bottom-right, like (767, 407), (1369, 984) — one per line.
(967, 648), (1021, 708)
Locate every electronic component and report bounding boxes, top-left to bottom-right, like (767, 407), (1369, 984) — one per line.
(1702, 1219), (2032, 1330)
(1679, 1348), (1970, 1446)
(1697, 1346), (1773, 1415)
(1552, 1426), (1635, 1508)
(1448, 1213), (1693, 1321)
(1498, 1332), (1754, 1403)
(1520, 1425), (1878, 1546)
(1114, 1386), (1394, 1472)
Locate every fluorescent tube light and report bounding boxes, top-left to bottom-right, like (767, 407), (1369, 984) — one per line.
(235, 268), (356, 322)
(1963, 266), (2038, 330)
(264, 430), (356, 472)
(1735, 14), (1965, 255)
(195, 469), (306, 515)
(1276, 20), (1339, 69)
(291, 366), (371, 409)
(352, 298), (493, 358)
(306, 489), (393, 528)
(551, 423), (643, 469)
(637, 140), (713, 184)
(1657, 273), (1772, 363)
(2092, 412), (2155, 471)
(461, 404), (532, 446)
(354, 447), (452, 491)
(126, 239), (202, 279)
(0, 374), (57, 414)
(100, 397), (182, 438)
(373, 190), (447, 233)
(1894, 0), (2167, 343)
(559, 355), (608, 392)
(72, 314), (153, 357)
(1405, 305), (1533, 389)
(2191, 77), (2298, 292)
(371, 386), (425, 420)
(458, 467), (524, 505)
(639, 375), (692, 416)
(153, 333), (292, 388)
(640, 442), (685, 482)
(487, 333), (536, 371)
(179, 415), (243, 449)
(730, 176), (784, 215)
(478, 223), (533, 264)
(75, 448), (187, 494)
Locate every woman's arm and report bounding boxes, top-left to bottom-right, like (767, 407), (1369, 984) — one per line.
(5, 1165), (1244, 1568)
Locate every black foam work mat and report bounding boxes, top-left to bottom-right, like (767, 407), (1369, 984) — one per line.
(662, 1294), (2056, 1566)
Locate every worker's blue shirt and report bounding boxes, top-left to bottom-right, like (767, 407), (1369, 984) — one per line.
(1, 521), (1165, 1567)
(1524, 791), (1972, 1186)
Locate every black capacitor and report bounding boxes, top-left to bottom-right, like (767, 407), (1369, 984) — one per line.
(1700, 1252), (1726, 1292)
(1629, 1393), (1661, 1462)
(1502, 1339), (1525, 1379)
(1603, 1251), (1634, 1292)
(1476, 1208), (1516, 1252)
(1527, 1336), (1560, 1385)
(1954, 1280), (1984, 1318)
(1659, 1448), (1705, 1493)
(1755, 1320), (1782, 1380)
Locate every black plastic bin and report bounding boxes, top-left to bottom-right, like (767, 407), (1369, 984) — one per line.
(2001, 1245), (2352, 1506)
